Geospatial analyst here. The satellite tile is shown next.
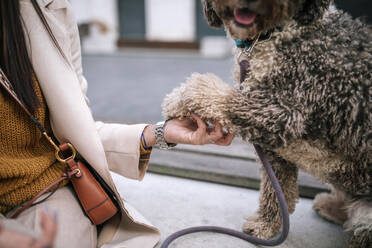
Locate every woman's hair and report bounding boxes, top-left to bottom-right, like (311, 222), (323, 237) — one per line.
(0, 0), (39, 112)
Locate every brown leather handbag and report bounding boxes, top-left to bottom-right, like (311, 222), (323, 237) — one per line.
(0, 0), (119, 225)
(0, 68), (118, 225)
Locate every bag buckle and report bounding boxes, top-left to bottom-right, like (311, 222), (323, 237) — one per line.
(56, 143), (77, 163)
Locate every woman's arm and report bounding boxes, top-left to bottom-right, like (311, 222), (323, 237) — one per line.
(95, 115), (234, 181)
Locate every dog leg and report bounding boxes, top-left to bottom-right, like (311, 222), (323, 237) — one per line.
(243, 151), (299, 239)
(163, 73), (307, 148)
(344, 199), (372, 248)
(313, 185), (349, 225)
(227, 89), (307, 150)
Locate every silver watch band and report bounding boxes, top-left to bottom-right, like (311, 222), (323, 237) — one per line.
(154, 121), (177, 149)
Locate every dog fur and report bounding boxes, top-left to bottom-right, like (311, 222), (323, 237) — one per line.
(162, 0), (372, 247)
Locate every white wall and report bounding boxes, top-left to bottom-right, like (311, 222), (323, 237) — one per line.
(145, 0), (196, 41)
(70, 0), (119, 53)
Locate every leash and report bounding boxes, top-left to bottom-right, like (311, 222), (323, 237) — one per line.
(160, 33), (290, 247)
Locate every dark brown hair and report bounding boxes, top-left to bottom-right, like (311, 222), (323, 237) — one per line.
(0, 0), (39, 112)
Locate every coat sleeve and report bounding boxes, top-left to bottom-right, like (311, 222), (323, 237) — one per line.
(95, 122), (151, 180)
(21, 0), (151, 180)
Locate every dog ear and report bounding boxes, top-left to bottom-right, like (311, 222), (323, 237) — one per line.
(293, 0), (332, 25)
(202, 0), (223, 28)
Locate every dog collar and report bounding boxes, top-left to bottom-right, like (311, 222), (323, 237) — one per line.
(234, 39), (256, 51)
(234, 28), (275, 52)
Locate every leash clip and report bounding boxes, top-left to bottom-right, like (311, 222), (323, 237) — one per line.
(236, 33), (261, 63)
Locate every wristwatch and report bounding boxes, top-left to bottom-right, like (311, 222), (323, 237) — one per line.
(155, 121), (177, 149)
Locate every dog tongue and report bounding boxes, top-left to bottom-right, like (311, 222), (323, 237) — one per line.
(234, 8), (256, 25)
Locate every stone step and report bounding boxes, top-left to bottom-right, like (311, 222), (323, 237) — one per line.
(148, 140), (328, 198)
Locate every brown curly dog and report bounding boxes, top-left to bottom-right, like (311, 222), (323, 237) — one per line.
(162, 0), (372, 247)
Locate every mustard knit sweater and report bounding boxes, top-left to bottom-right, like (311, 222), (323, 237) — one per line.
(0, 79), (67, 214)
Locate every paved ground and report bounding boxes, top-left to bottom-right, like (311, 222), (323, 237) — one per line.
(82, 52), (234, 123)
(112, 172), (345, 248)
(149, 141), (328, 198)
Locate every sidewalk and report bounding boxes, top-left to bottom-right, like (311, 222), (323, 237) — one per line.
(148, 139), (328, 198)
(112, 173), (345, 248)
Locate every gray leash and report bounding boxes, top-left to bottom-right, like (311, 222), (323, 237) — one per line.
(161, 35), (290, 247)
(160, 144), (290, 247)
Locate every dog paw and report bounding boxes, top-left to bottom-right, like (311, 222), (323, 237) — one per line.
(162, 73), (236, 132)
(242, 216), (279, 239)
(313, 192), (347, 225)
(183, 73), (234, 123)
(162, 84), (191, 120)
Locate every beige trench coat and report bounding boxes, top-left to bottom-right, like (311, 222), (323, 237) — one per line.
(2, 0), (161, 247)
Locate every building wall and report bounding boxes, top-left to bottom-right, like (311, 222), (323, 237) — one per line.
(70, 0), (119, 53)
(116, 0), (371, 42)
(118, 0), (146, 40)
(69, 0), (371, 53)
(145, 0), (196, 41)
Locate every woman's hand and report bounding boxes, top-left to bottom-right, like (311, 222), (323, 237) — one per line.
(0, 210), (57, 248)
(164, 114), (234, 146)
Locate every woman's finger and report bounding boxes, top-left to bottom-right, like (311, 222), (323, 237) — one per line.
(190, 114), (208, 144)
(215, 132), (235, 146)
(208, 121), (224, 141)
(191, 114), (207, 131)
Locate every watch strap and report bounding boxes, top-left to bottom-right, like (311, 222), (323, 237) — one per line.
(155, 121), (177, 149)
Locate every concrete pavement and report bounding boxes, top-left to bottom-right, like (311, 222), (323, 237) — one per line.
(149, 141), (328, 198)
(112, 172), (345, 248)
(83, 52), (234, 123)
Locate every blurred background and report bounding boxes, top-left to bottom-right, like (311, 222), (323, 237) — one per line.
(69, 0), (371, 123)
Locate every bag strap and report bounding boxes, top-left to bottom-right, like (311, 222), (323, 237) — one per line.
(0, 0), (73, 150)
(10, 175), (68, 218)
(0, 69), (81, 216)
(0, 0), (69, 132)
(0, 70), (33, 117)
(30, 0), (69, 63)
(0, 1), (83, 216)
(0, 0), (83, 164)
(0, 68), (60, 152)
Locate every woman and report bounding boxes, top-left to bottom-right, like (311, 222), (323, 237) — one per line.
(0, 0), (234, 247)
